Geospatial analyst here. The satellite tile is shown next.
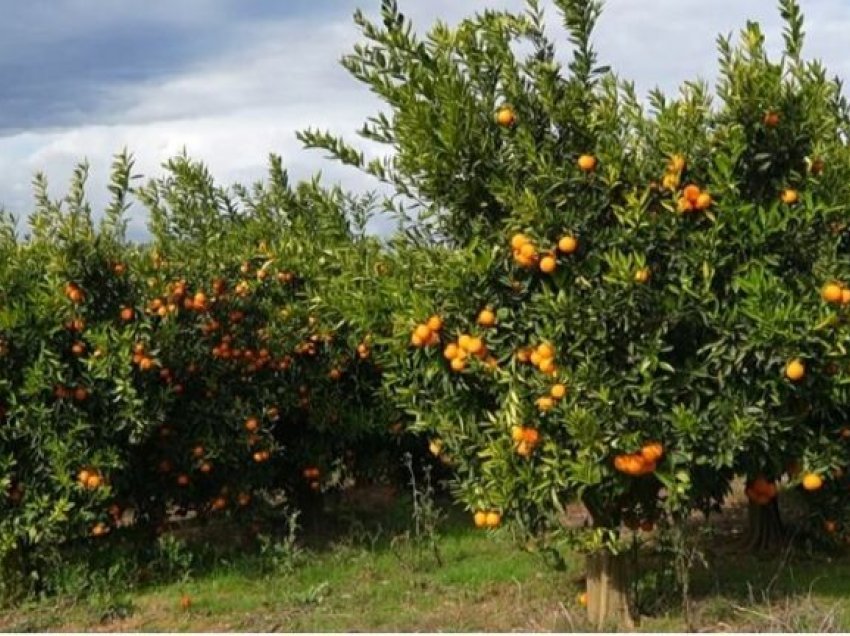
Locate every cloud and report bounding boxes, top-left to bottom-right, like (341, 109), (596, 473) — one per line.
(2, 0), (850, 240)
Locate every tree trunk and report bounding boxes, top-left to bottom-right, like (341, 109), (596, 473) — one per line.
(585, 550), (636, 631)
(741, 498), (785, 553)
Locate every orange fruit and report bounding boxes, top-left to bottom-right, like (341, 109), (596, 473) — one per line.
(495, 106), (516, 127)
(822, 283), (843, 304)
(539, 255), (557, 273)
(537, 343), (555, 359)
(466, 337), (484, 356)
(414, 324), (432, 342)
(427, 315), (443, 332)
(536, 396), (555, 412)
(477, 309), (496, 327)
(511, 426), (525, 443)
(550, 383), (567, 399)
(824, 520), (838, 534)
(245, 417), (260, 432)
(474, 511), (487, 528)
(695, 192), (712, 210)
(683, 184), (701, 203)
(511, 233), (529, 250)
(802, 472), (824, 491)
(86, 474), (102, 490)
(485, 511), (501, 528)
(640, 442), (664, 463)
(558, 235), (578, 254)
(677, 197), (694, 214)
(443, 343), (460, 360)
(763, 111), (780, 127)
(577, 154), (597, 172)
(785, 358), (805, 382)
(450, 358), (466, 372)
(634, 267), (651, 284)
(176, 474), (190, 487)
(522, 428), (540, 445)
(538, 358), (556, 375)
(841, 289), (850, 305)
(781, 189), (799, 205)
(578, 592), (588, 607)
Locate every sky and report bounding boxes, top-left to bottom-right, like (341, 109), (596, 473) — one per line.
(2, 0), (850, 239)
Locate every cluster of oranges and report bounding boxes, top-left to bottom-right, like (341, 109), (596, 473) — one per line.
(77, 467), (104, 490)
(745, 476), (778, 506)
(510, 233), (579, 272)
(517, 342), (558, 376)
(303, 466), (321, 491)
(64, 282), (85, 304)
(821, 281), (850, 305)
(511, 425), (540, 457)
(473, 510), (502, 528)
(443, 333), (493, 372)
(613, 442), (664, 476)
(54, 384), (90, 402)
(131, 342), (157, 371)
(676, 184), (712, 214)
(535, 383), (567, 413)
(410, 315), (443, 348)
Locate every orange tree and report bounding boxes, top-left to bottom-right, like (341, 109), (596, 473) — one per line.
(301, 0), (850, 627)
(0, 151), (400, 598)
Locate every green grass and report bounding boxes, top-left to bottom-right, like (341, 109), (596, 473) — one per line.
(3, 497), (850, 632)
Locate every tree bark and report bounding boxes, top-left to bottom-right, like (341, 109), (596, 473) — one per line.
(585, 550), (636, 630)
(741, 498), (785, 553)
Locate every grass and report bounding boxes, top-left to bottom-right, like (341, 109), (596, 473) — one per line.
(3, 494), (850, 632)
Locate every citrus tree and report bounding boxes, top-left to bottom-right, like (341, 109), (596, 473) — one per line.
(0, 151), (402, 599)
(301, 0), (850, 627)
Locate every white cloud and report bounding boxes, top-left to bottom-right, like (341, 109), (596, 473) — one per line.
(2, 0), (850, 239)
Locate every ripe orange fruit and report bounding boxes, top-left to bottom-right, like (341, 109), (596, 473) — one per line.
(539, 255), (557, 274)
(474, 511), (487, 528)
(802, 473), (824, 491)
(485, 511), (501, 528)
(550, 383), (567, 399)
(683, 184), (701, 203)
(511, 426), (525, 443)
(781, 189), (799, 205)
(522, 428), (540, 445)
(841, 289), (850, 305)
(245, 417), (260, 432)
(86, 474), (102, 490)
(444, 343), (460, 360)
(414, 324), (432, 342)
(199, 462), (212, 474)
(677, 197), (694, 214)
(495, 106), (516, 127)
(537, 343), (555, 359)
(466, 336), (484, 356)
(538, 358), (556, 375)
(785, 358), (805, 382)
(73, 387), (89, 402)
(177, 474), (190, 487)
(71, 341), (86, 356)
(634, 267), (651, 284)
(119, 307), (134, 322)
(536, 396), (555, 412)
(427, 315), (443, 332)
(558, 235), (578, 254)
(511, 233), (529, 250)
(695, 192), (712, 210)
(477, 308), (496, 328)
(640, 442), (664, 463)
(824, 520), (838, 534)
(822, 283), (843, 304)
(577, 154), (597, 172)
(763, 111), (780, 127)
(450, 358), (466, 372)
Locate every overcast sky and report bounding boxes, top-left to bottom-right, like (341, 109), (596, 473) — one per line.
(2, 0), (850, 239)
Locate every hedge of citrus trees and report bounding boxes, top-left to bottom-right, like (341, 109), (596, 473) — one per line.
(0, 152), (404, 598)
(302, 0), (850, 627)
